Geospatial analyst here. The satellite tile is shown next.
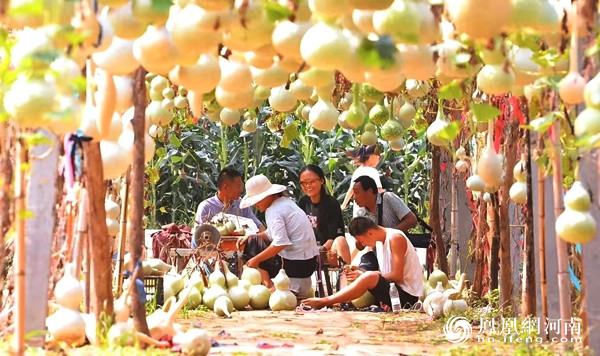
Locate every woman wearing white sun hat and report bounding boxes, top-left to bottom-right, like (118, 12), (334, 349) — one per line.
(237, 174), (319, 299)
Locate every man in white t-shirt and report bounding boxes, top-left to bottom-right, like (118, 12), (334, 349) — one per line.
(301, 217), (422, 310)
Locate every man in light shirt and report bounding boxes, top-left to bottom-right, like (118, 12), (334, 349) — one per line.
(192, 168), (264, 247)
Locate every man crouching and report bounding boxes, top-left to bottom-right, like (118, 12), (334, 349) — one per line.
(301, 217), (423, 310)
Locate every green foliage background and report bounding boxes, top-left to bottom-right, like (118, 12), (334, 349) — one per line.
(144, 106), (432, 230)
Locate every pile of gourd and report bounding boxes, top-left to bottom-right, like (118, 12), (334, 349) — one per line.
(164, 262), (300, 318)
(46, 262), (212, 355)
(422, 269), (469, 318)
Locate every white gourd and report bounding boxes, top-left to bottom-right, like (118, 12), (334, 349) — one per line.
(202, 285), (228, 310)
(509, 182), (528, 204)
(46, 307), (86, 346)
(173, 329), (212, 356)
(426, 102), (450, 147)
(269, 86), (297, 113)
(300, 22), (350, 71)
(54, 263), (83, 310)
(477, 120), (504, 190)
(228, 286), (250, 310)
(248, 284), (271, 309)
(241, 266), (262, 285)
(558, 3), (585, 105)
(309, 97), (339, 131)
(214, 295), (234, 317)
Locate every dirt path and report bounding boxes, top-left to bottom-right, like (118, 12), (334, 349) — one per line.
(178, 309), (459, 355)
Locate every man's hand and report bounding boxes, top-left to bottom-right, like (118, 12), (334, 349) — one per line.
(344, 266), (363, 283)
(246, 257), (259, 269)
(236, 235), (253, 251)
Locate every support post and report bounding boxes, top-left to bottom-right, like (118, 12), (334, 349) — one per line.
(82, 141), (113, 319)
(24, 130), (59, 346)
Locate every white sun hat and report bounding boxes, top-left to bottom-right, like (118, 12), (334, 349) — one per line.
(240, 174), (287, 208)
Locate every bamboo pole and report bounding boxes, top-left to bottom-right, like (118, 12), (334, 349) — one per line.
(115, 167), (131, 297)
(499, 114), (517, 313)
(537, 136), (548, 331)
(129, 66), (151, 339)
(550, 121), (571, 339)
(73, 189), (88, 277)
(450, 168), (458, 278)
(13, 137), (27, 356)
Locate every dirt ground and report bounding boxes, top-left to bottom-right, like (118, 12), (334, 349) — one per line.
(177, 309), (465, 356)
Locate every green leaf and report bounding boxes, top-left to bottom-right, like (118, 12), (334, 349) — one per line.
(356, 35), (398, 71)
(263, 1), (293, 22)
(155, 147), (166, 159)
(151, 0), (172, 14)
(438, 81), (464, 100)
(69, 76), (87, 95)
(585, 40), (600, 57)
(169, 135), (181, 148)
(22, 132), (52, 147)
(18, 210), (35, 220)
(8, 0), (43, 17)
(522, 113), (556, 133)
(147, 167), (160, 185)
(470, 103), (501, 122)
(436, 120), (462, 142)
(281, 121), (300, 148)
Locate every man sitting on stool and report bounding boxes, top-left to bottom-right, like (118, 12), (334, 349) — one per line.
(301, 217), (423, 310)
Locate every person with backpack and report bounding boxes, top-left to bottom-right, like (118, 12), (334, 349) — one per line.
(298, 164), (351, 266)
(351, 175), (419, 271)
(352, 175), (418, 233)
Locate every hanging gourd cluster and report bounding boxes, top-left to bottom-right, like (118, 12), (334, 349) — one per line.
(3, 0), (598, 243)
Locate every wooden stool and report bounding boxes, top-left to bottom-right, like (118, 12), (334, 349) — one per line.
(315, 251), (343, 297)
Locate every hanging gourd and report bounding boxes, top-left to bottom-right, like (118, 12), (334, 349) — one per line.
(555, 181), (597, 244)
(477, 119), (504, 191)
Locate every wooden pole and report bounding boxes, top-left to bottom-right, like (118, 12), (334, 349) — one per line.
(82, 141), (113, 319)
(115, 167), (131, 297)
(489, 193), (500, 291)
(430, 143), (449, 274)
(472, 197), (488, 299)
(12, 137), (27, 356)
(521, 123), (537, 318)
(0, 123), (12, 293)
(550, 122), (571, 339)
(129, 66), (151, 338)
